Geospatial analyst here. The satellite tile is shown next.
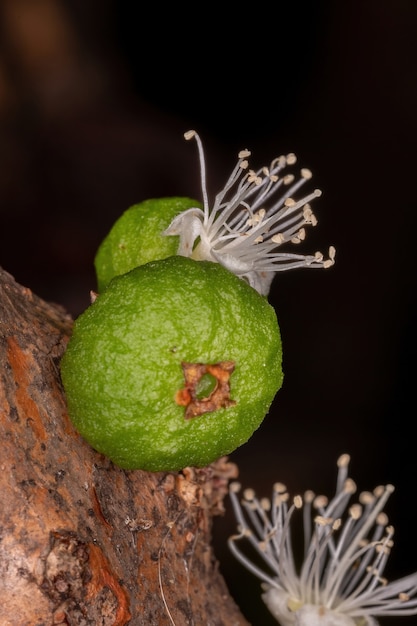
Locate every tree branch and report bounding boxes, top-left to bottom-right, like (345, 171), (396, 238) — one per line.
(0, 266), (249, 625)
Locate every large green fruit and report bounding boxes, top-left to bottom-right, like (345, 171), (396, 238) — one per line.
(94, 197), (201, 292)
(61, 256), (283, 471)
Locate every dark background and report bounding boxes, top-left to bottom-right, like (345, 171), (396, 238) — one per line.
(1, 2), (416, 624)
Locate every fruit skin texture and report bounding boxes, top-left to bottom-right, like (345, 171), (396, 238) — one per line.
(61, 256), (283, 472)
(94, 197), (202, 292)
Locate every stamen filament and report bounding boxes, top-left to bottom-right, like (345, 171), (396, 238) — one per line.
(164, 131), (336, 296)
(228, 454), (417, 625)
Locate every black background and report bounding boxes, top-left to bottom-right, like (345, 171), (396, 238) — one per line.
(1, 2), (416, 624)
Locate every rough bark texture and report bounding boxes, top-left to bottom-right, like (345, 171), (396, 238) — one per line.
(0, 267), (249, 626)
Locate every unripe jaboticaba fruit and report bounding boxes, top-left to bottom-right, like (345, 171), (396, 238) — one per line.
(94, 197), (201, 292)
(61, 256), (283, 471)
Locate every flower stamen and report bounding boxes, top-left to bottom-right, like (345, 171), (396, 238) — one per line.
(164, 131), (336, 296)
(228, 454), (417, 625)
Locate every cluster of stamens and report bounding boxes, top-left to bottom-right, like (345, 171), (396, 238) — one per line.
(164, 130), (335, 296)
(228, 454), (417, 625)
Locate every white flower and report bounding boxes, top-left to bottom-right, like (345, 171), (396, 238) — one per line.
(164, 130), (335, 296)
(228, 454), (417, 625)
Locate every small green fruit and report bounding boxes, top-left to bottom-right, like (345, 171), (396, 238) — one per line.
(94, 197), (201, 292)
(61, 256), (283, 471)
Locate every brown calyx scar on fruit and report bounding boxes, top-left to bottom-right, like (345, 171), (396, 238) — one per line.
(175, 361), (237, 419)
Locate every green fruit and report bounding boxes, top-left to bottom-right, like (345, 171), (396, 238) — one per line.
(61, 256), (283, 471)
(94, 197), (201, 292)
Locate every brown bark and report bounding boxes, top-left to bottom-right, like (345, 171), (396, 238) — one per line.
(0, 267), (249, 626)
